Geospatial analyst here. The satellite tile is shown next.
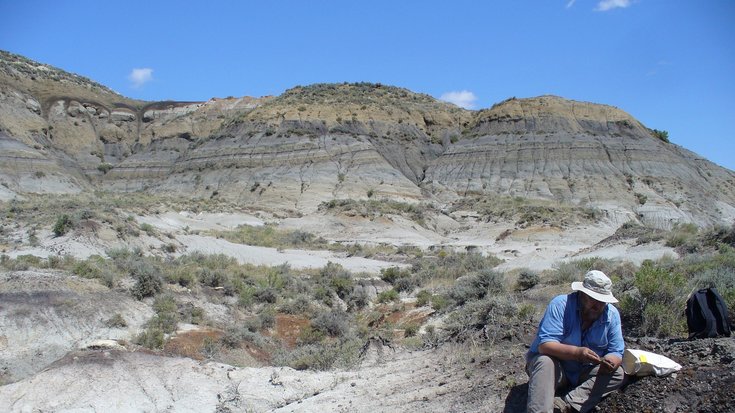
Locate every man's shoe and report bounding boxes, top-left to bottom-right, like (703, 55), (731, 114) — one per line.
(553, 397), (574, 413)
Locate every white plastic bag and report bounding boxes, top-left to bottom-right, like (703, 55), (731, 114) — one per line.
(622, 348), (682, 377)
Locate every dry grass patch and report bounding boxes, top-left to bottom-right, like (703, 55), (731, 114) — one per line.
(164, 328), (224, 360)
(272, 314), (311, 348)
(450, 195), (602, 228)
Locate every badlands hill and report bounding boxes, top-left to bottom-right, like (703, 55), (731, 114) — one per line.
(2, 50), (735, 228)
(2, 51), (735, 413)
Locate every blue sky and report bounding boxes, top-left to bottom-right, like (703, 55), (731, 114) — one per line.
(1, 0), (734, 170)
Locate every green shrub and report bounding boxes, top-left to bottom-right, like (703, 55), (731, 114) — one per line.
(651, 129), (669, 143)
(403, 323), (420, 337)
(411, 250), (503, 285)
(393, 276), (418, 293)
(105, 313), (128, 328)
(448, 269), (505, 306)
(238, 285), (256, 308)
(107, 247), (133, 261)
(73, 255), (115, 287)
(330, 275), (354, 299)
(136, 326), (165, 349)
(198, 268), (229, 288)
(28, 229), (39, 246)
(213, 224), (328, 251)
(313, 285), (334, 307)
(549, 261), (584, 284)
(297, 325), (326, 345)
(135, 295), (180, 350)
(346, 289), (370, 311)
(201, 336), (220, 359)
(73, 258), (103, 279)
(130, 260), (163, 299)
(258, 307), (276, 329)
(619, 263), (687, 337)
(550, 257), (615, 285)
(280, 294), (312, 315)
(53, 214), (73, 237)
(139, 223), (155, 235)
(377, 289), (399, 303)
(46, 255), (63, 269)
(317, 262), (354, 299)
(151, 295), (179, 333)
(189, 306), (205, 325)
(665, 223), (701, 252)
(221, 326), (278, 351)
(285, 230), (315, 246)
(272, 338), (362, 370)
(2, 254), (43, 271)
(634, 192), (647, 205)
(431, 294), (449, 312)
(221, 327), (246, 348)
(312, 309), (350, 337)
(516, 269), (540, 291)
(641, 302), (682, 337)
(518, 303), (536, 320)
(380, 267), (403, 284)
(415, 290), (432, 307)
(165, 267), (196, 287)
(254, 287), (279, 304)
(97, 163), (113, 174)
(444, 295), (518, 341)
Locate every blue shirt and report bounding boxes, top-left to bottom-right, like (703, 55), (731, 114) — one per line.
(528, 292), (624, 385)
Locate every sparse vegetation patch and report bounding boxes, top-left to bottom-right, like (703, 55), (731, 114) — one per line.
(450, 195), (602, 228)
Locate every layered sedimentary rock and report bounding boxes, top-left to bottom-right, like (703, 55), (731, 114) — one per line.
(425, 96), (735, 227)
(1, 50), (734, 226)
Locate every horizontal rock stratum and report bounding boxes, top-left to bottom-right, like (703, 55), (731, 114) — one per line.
(1, 50), (734, 227)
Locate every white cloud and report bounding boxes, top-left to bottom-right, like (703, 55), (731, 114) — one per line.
(440, 90), (477, 109)
(128, 68), (153, 88)
(595, 0), (632, 11)
(566, 0), (577, 8)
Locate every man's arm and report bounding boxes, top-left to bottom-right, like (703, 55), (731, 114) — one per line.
(600, 307), (625, 374)
(538, 341), (602, 364)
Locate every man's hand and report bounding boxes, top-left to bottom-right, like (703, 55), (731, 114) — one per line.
(574, 346), (601, 364)
(599, 354), (622, 374)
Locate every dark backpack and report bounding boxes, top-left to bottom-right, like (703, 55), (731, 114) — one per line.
(686, 287), (731, 339)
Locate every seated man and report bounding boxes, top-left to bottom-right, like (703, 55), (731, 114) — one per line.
(526, 270), (625, 413)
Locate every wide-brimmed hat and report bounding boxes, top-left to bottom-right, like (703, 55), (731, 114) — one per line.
(571, 270), (618, 303)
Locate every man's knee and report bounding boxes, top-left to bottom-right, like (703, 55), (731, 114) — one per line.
(584, 365), (625, 392)
(608, 366), (625, 389)
(593, 365), (624, 382)
(527, 354), (559, 377)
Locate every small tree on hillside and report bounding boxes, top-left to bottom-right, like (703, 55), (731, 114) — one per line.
(651, 129), (669, 143)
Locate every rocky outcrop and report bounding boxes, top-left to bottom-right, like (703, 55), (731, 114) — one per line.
(425, 96), (735, 227)
(2, 51), (735, 226)
(0, 270), (152, 384)
(0, 338), (524, 413)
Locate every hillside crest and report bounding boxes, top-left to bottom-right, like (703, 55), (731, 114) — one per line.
(1, 51), (734, 227)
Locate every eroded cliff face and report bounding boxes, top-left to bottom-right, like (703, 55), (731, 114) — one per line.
(1, 51), (734, 226)
(426, 96), (735, 227)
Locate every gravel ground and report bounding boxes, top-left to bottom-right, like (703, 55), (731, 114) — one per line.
(598, 337), (735, 413)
